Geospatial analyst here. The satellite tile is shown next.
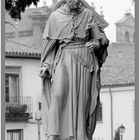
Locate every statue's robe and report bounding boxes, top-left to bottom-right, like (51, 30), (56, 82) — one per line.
(40, 6), (109, 140)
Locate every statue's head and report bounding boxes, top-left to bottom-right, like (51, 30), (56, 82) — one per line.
(65, 0), (81, 11)
(53, 0), (94, 13)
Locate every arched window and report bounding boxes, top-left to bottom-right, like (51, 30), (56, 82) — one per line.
(133, 32), (135, 43)
(125, 31), (130, 43)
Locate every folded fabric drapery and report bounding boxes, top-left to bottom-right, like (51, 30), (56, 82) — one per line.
(40, 2), (109, 140)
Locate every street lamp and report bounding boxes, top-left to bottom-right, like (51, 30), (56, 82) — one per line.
(119, 124), (126, 140)
(35, 102), (42, 140)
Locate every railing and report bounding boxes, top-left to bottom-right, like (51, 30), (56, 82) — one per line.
(5, 96), (33, 122)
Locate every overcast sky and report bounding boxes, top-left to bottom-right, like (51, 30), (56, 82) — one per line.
(34, 0), (135, 42)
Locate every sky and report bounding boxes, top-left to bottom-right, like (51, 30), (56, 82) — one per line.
(33, 0), (135, 42)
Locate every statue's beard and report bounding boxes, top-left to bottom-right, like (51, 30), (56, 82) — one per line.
(68, 1), (81, 12)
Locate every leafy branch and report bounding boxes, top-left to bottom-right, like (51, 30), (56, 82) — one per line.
(5, 0), (40, 20)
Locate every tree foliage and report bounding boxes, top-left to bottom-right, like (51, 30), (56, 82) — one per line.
(5, 0), (40, 20)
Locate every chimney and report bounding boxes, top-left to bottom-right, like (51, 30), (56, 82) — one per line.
(28, 9), (51, 48)
(52, 0), (58, 5)
(100, 6), (104, 18)
(15, 21), (19, 41)
(125, 9), (132, 16)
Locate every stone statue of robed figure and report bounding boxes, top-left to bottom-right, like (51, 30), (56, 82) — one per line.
(39, 0), (109, 140)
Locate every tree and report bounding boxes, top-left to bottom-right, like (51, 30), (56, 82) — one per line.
(5, 0), (40, 20)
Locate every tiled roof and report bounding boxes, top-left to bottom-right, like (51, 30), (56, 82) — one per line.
(5, 39), (41, 58)
(101, 43), (135, 87)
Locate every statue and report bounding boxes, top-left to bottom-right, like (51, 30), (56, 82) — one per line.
(39, 0), (109, 140)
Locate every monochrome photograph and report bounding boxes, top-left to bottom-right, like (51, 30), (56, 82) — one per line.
(4, 0), (135, 140)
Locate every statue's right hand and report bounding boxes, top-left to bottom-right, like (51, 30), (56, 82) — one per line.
(39, 65), (49, 78)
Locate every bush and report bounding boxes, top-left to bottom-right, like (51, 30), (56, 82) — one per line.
(6, 104), (27, 113)
(5, 105), (31, 121)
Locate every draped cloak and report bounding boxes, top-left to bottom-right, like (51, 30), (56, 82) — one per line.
(40, 6), (109, 140)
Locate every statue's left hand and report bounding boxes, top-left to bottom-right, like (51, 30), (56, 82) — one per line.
(85, 40), (99, 53)
(39, 63), (50, 78)
(99, 33), (109, 45)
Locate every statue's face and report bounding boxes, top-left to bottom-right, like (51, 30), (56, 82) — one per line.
(65, 0), (80, 10)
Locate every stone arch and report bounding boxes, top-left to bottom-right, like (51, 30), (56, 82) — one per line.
(133, 32), (135, 43)
(125, 31), (130, 43)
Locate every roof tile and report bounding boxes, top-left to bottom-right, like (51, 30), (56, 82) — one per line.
(5, 39), (41, 57)
(101, 43), (134, 87)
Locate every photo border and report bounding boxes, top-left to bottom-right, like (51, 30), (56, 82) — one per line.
(1, 0), (139, 140)
(1, 0), (5, 139)
(135, 0), (139, 140)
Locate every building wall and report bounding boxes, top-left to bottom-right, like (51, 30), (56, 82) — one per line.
(5, 58), (41, 119)
(5, 57), (47, 140)
(93, 86), (135, 140)
(5, 122), (45, 140)
(93, 90), (112, 140)
(116, 25), (134, 43)
(115, 13), (134, 44)
(112, 87), (135, 140)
